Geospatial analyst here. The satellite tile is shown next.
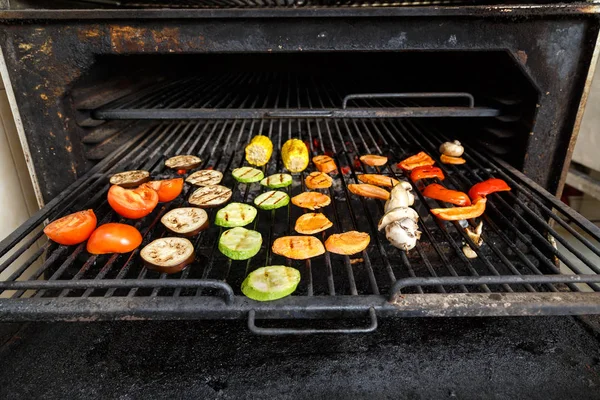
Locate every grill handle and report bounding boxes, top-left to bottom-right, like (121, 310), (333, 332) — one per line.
(247, 307), (377, 335)
(342, 92), (475, 108)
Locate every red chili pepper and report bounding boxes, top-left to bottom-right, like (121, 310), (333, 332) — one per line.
(430, 197), (487, 221)
(468, 178), (511, 201)
(410, 166), (445, 182)
(423, 183), (471, 206)
(397, 152), (435, 171)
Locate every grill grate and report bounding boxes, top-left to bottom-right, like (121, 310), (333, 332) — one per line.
(78, 0), (470, 8)
(1, 117), (599, 325)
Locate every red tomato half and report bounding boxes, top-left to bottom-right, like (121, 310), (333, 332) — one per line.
(107, 185), (159, 219)
(146, 178), (184, 202)
(43, 209), (97, 245)
(86, 223), (142, 254)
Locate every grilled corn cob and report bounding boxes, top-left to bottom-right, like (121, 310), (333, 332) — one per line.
(281, 139), (309, 173)
(245, 135), (273, 166)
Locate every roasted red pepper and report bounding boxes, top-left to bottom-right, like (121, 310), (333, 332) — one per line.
(423, 183), (471, 206)
(430, 197), (487, 221)
(410, 166), (445, 182)
(397, 152), (435, 171)
(468, 178), (511, 201)
(440, 154), (466, 165)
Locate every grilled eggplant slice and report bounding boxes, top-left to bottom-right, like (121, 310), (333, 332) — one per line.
(272, 236), (325, 260)
(254, 191), (290, 210)
(161, 207), (209, 236)
(215, 203), (257, 227)
(295, 213), (333, 235)
(218, 227), (262, 260)
(109, 170), (150, 188)
(232, 167), (264, 183)
(186, 170), (223, 186)
(241, 266), (301, 301)
(260, 173), (293, 189)
(188, 185), (232, 208)
(140, 237), (195, 274)
(325, 231), (370, 255)
(165, 155), (202, 170)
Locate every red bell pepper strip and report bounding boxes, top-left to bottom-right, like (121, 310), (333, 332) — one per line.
(397, 152), (435, 171)
(468, 178), (511, 201)
(410, 166), (445, 182)
(423, 183), (471, 206)
(430, 197), (487, 221)
(440, 154), (466, 165)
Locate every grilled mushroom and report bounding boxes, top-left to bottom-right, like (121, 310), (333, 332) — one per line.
(140, 237), (195, 274)
(165, 155), (202, 171)
(385, 218), (421, 251)
(439, 140), (464, 157)
(378, 207), (419, 231)
(109, 170), (150, 188)
(161, 207), (209, 237)
(385, 184), (410, 212)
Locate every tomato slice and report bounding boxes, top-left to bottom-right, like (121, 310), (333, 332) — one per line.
(107, 185), (159, 219)
(86, 223), (142, 254)
(43, 209), (97, 245)
(146, 178), (184, 202)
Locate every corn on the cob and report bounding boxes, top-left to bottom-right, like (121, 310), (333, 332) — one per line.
(245, 135), (273, 166)
(281, 139), (309, 173)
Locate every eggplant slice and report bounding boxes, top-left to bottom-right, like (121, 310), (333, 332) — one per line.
(165, 155), (202, 170)
(188, 185), (232, 208)
(109, 170), (150, 188)
(185, 170), (223, 187)
(161, 207), (209, 236)
(140, 237), (195, 274)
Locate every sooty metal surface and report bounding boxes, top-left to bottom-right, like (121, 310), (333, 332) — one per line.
(0, 118), (599, 331)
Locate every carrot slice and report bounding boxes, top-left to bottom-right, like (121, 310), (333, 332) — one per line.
(360, 155), (388, 167)
(325, 231), (370, 255)
(272, 236), (325, 260)
(305, 172), (333, 190)
(313, 155), (337, 174)
(357, 174), (399, 188)
(295, 213), (333, 234)
(348, 184), (390, 200)
(291, 192), (331, 210)
(440, 154), (466, 165)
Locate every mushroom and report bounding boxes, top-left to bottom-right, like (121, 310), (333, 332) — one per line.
(466, 221), (483, 247)
(462, 245), (478, 259)
(378, 207), (420, 231)
(439, 140), (464, 157)
(385, 218), (422, 251)
(385, 182), (415, 211)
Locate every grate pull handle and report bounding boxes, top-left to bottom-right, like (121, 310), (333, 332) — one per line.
(342, 92), (475, 108)
(247, 307), (377, 335)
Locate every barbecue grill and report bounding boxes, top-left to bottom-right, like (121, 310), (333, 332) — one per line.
(0, 0), (599, 335)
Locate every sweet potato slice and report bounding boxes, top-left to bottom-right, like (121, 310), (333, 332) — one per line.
(313, 155), (337, 174)
(357, 174), (399, 188)
(295, 213), (333, 235)
(272, 236), (325, 260)
(348, 184), (390, 200)
(291, 192), (331, 210)
(325, 231), (370, 255)
(305, 172), (333, 190)
(360, 155), (388, 167)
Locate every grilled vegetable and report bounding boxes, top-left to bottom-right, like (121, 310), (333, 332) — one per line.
(44, 209), (97, 246)
(410, 166), (445, 182)
(397, 152), (435, 171)
(165, 155), (202, 171)
(430, 197), (487, 221)
(141, 237), (195, 274)
(439, 140), (464, 157)
(386, 218), (421, 251)
(218, 227), (262, 260)
(281, 139), (309, 173)
(295, 213), (333, 235)
(185, 170), (223, 187)
(245, 135), (273, 166)
(272, 236), (325, 260)
(146, 178), (184, 202)
(86, 223), (142, 254)
(360, 154), (388, 167)
(291, 192), (331, 210)
(348, 184), (390, 200)
(108, 185), (159, 219)
(109, 170), (150, 188)
(161, 207), (209, 236)
(215, 203), (257, 227)
(393, 182), (415, 206)
(377, 207), (419, 231)
(232, 167), (264, 183)
(468, 178), (511, 201)
(324, 231), (370, 255)
(241, 266), (300, 302)
(305, 171), (333, 189)
(254, 191), (290, 210)
(313, 155), (337, 174)
(260, 173), (293, 189)
(440, 154), (466, 165)
(188, 185), (232, 208)
(384, 184), (410, 212)
(423, 183), (471, 207)
(357, 174), (399, 188)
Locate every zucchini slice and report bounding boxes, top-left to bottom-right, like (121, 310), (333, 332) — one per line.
(260, 173), (293, 189)
(241, 266), (301, 301)
(253, 191), (290, 210)
(215, 203), (258, 227)
(232, 167), (264, 183)
(218, 227), (262, 260)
